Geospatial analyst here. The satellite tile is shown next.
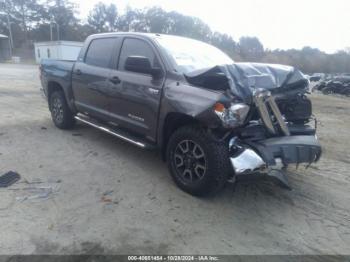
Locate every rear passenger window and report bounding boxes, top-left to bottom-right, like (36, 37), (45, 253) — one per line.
(118, 38), (159, 71)
(85, 38), (115, 68)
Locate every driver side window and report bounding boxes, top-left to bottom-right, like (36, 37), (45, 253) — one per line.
(118, 38), (160, 71)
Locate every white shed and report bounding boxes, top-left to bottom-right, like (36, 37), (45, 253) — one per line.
(0, 34), (11, 61)
(34, 41), (83, 63)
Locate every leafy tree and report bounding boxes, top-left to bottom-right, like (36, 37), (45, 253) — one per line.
(0, 0), (44, 45)
(105, 4), (117, 31)
(238, 36), (264, 61)
(11, 0), (45, 42)
(88, 2), (117, 33)
(143, 7), (170, 33)
(166, 11), (210, 41)
(1, 0), (350, 73)
(45, 0), (79, 40)
(0, 1), (11, 36)
(210, 32), (237, 59)
(115, 6), (147, 32)
(88, 2), (107, 33)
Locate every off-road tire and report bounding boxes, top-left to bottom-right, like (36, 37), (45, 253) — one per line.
(49, 91), (75, 129)
(166, 125), (231, 197)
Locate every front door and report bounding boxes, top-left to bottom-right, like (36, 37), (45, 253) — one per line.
(107, 37), (165, 142)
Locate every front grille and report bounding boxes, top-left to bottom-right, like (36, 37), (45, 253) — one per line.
(253, 89), (290, 136)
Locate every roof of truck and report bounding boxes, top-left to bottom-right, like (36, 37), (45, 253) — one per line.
(89, 32), (194, 42)
(90, 32), (162, 38)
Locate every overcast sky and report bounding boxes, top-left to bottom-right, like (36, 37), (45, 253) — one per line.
(72, 0), (349, 53)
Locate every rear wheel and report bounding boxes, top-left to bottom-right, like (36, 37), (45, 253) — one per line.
(166, 125), (230, 197)
(49, 91), (75, 129)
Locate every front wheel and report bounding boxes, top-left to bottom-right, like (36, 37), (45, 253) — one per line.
(166, 125), (231, 197)
(49, 91), (75, 129)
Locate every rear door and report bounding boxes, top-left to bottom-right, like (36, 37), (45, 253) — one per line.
(72, 37), (120, 120)
(107, 37), (165, 141)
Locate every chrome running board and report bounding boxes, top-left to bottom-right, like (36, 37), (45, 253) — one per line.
(74, 114), (154, 149)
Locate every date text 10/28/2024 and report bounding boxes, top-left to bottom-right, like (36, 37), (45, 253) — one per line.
(128, 256), (219, 261)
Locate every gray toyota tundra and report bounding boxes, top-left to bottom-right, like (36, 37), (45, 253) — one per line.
(40, 32), (322, 196)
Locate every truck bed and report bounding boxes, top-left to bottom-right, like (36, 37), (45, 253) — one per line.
(40, 59), (75, 100)
(41, 59), (75, 76)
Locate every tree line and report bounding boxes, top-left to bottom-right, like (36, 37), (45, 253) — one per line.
(0, 0), (349, 73)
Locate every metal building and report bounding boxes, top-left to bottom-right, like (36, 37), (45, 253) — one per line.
(34, 41), (83, 63)
(0, 34), (11, 61)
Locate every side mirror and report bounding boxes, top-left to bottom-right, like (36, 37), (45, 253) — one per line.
(124, 56), (162, 78)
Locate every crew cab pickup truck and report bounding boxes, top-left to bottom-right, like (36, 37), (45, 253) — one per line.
(40, 32), (322, 196)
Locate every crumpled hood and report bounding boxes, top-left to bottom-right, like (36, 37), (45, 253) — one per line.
(185, 62), (309, 103)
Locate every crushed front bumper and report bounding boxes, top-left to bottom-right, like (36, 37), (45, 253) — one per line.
(252, 135), (321, 167)
(229, 135), (322, 175)
(229, 88), (321, 188)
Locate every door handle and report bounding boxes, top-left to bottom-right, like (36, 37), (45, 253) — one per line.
(75, 69), (82, 75)
(109, 76), (121, 85)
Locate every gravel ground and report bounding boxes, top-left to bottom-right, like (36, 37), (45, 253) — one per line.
(0, 63), (349, 255)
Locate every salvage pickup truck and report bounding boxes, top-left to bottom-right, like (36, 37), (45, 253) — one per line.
(40, 32), (322, 196)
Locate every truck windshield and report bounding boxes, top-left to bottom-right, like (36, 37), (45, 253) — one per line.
(156, 36), (234, 73)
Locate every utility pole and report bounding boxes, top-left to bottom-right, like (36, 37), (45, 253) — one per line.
(56, 23), (59, 41)
(50, 21), (53, 41)
(6, 12), (13, 56)
(50, 17), (59, 41)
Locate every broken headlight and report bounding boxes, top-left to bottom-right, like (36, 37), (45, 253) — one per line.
(214, 103), (250, 128)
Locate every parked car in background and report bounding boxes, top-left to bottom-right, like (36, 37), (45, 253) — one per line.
(310, 73), (325, 82)
(314, 76), (350, 96)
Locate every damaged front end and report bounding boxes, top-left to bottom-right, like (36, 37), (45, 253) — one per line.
(186, 63), (322, 188)
(228, 88), (321, 188)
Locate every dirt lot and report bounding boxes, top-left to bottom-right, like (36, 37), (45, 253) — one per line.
(0, 63), (349, 255)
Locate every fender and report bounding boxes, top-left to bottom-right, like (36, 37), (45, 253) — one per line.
(157, 77), (232, 149)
